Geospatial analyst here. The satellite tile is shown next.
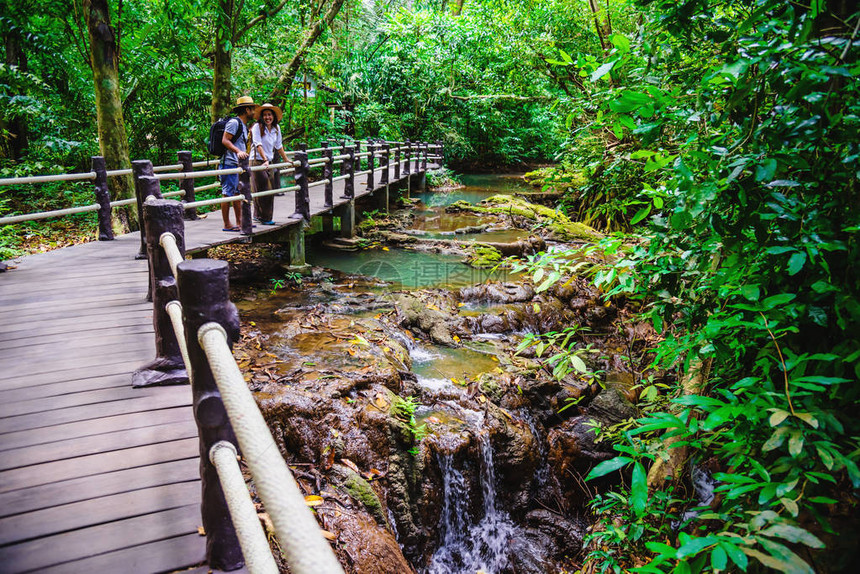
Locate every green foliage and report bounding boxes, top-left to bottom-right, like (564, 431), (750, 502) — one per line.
(391, 395), (429, 456)
(516, 0), (860, 570)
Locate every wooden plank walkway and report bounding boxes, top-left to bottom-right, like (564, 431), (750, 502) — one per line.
(0, 164), (431, 573)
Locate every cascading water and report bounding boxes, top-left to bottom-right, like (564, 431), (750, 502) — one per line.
(426, 433), (518, 574)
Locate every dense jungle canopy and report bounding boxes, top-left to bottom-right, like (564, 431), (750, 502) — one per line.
(1, 0), (859, 572)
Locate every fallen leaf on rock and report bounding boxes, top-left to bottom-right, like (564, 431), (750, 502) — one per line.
(374, 392), (389, 408)
(321, 529), (338, 540)
(258, 512), (274, 533)
(304, 495), (324, 507)
(362, 468), (387, 481)
(197, 526), (206, 536)
(341, 458), (360, 473)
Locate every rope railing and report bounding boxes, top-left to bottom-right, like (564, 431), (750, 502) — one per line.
(134, 197), (345, 573)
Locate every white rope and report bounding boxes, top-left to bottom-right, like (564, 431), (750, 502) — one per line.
(0, 203), (100, 225)
(330, 174), (350, 183)
(194, 182), (221, 192)
(251, 185), (300, 199)
(164, 300), (191, 374)
(159, 232), (184, 277)
(151, 163), (184, 173)
(0, 171), (96, 186)
(191, 159), (220, 168)
(184, 195), (245, 210)
(209, 441), (280, 574)
(307, 179), (330, 189)
(154, 167), (244, 181)
(104, 168), (134, 177)
(198, 323), (345, 574)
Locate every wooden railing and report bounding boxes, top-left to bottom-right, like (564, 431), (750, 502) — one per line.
(0, 139), (444, 243)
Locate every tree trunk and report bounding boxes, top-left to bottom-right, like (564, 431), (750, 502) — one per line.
(211, 0), (234, 122)
(268, 0), (346, 107)
(84, 0), (136, 231)
(586, 0), (612, 55)
(452, 0), (464, 16)
(4, 29), (28, 160)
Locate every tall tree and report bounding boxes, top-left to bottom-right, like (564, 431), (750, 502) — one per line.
(84, 0), (135, 230)
(267, 0), (346, 107)
(210, 0), (289, 122)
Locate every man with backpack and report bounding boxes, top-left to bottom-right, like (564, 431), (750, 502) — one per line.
(219, 96), (258, 231)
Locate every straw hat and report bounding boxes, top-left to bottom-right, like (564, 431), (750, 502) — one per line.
(254, 103), (283, 122)
(232, 95), (259, 113)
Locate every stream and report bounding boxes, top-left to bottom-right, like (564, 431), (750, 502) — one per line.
(233, 172), (644, 573)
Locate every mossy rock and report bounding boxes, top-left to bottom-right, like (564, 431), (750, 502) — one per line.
(467, 244), (503, 268)
(454, 195), (603, 241)
(335, 465), (390, 528)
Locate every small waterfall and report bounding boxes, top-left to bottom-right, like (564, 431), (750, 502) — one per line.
(426, 434), (517, 574)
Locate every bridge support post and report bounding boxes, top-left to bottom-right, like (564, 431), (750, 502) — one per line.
(178, 151), (197, 220)
(91, 156), (114, 242)
(341, 146), (355, 200)
(336, 200), (355, 238)
(132, 159), (159, 259)
(292, 151), (310, 222)
(287, 223), (311, 273)
(322, 214), (335, 234)
(422, 142), (428, 172)
(133, 196), (188, 388)
(176, 259), (244, 572)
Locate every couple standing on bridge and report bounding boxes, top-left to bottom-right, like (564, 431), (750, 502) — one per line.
(220, 95), (291, 231)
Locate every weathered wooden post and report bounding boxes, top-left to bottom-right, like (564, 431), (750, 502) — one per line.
(354, 140), (362, 173)
(394, 144), (401, 181)
(342, 146), (355, 200)
(299, 142), (308, 152)
(422, 142), (428, 171)
(293, 151), (311, 221)
(132, 159), (159, 259)
(176, 258), (243, 571)
(132, 195), (188, 388)
(403, 140), (411, 177)
(238, 157), (252, 235)
(178, 150), (197, 220)
(436, 140), (444, 165)
(90, 156), (114, 242)
(322, 141), (334, 208)
(380, 143), (390, 187)
(367, 141), (375, 191)
(414, 141), (421, 173)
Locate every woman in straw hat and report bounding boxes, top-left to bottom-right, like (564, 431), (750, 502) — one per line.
(250, 103), (290, 225)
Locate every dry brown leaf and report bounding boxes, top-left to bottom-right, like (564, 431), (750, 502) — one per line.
(320, 529), (338, 541)
(196, 526), (206, 536)
(258, 512), (274, 533)
(340, 458), (360, 473)
(374, 392), (389, 409)
(304, 495), (324, 507)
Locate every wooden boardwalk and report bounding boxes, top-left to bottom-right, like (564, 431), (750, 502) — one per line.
(0, 165), (430, 573)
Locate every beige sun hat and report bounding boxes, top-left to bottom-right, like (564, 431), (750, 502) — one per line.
(232, 95), (259, 113)
(254, 103), (283, 122)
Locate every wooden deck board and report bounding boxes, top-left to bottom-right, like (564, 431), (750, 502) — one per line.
(0, 166), (434, 572)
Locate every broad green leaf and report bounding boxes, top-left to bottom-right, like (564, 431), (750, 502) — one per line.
(585, 456), (632, 480)
(760, 525), (824, 548)
(710, 545), (728, 570)
(787, 252), (806, 275)
(630, 461), (647, 517)
(769, 410), (789, 427)
(590, 61), (615, 82)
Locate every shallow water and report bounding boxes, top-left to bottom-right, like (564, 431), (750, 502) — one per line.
(306, 246), (516, 289)
(412, 173), (532, 207)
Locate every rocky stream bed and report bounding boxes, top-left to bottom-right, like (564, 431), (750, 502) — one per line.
(220, 174), (666, 573)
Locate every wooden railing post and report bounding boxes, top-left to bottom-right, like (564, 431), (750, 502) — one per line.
(403, 140), (411, 177)
(178, 150), (197, 221)
(380, 143), (390, 186)
(239, 157), (252, 235)
(367, 141), (375, 190)
(176, 258), (243, 571)
(342, 146), (355, 200)
(91, 156), (114, 242)
(132, 159), (159, 259)
(354, 140), (362, 173)
(422, 142), (428, 171)
(293, 151), (310, 221)
(394, 144), (401, 180)
(322, 141), (334, 208)
(132, 195), (188, 388)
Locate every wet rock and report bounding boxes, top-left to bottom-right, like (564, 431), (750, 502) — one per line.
(320, 503), (416, 574)
(394, 293), (465, 346)
(587, 386), (637, 423)
(460, 282), (535, 304)
(487, 405), (540, 512)
(508, 509), (584, 573)
(332, 464), (390, 528)
(547, 415), (616, 507)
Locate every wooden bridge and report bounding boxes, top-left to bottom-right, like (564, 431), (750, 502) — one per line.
(0, 143), (441, 573)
